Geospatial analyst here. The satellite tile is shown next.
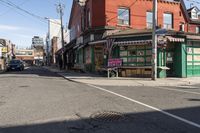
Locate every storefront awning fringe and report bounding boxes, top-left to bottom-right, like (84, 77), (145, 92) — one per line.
(114, 40), (152, 46)
(166, 36), (185, 42)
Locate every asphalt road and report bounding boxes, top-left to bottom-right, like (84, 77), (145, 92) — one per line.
(0, 66), (199, 133)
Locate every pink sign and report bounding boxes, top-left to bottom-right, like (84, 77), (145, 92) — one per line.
(108, 58), (122, 68)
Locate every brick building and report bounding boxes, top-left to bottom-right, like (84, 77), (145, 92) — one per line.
(65, 0), (200, 78)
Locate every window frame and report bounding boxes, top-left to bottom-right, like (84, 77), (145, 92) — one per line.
(146, 11), (153, 29)
(117, 7), (130, 26)
(163, 13), (173, 29)
(196, 26), (200, 34)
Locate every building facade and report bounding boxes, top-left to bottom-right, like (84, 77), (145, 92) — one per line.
(0, 38), (15, 71)
(15, 49), (34, 65)
(65, 0), (200, 78)
(32, 36), (45, 66)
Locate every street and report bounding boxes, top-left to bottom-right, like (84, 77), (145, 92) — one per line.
(0, 66), (199, 133)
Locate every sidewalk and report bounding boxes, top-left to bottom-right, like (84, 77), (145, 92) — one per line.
(0, 70), (6, 74)
(44, 66), (200, 87)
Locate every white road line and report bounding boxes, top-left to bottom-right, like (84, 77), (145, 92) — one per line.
(88, 84), (200, 129)
(157, 87), (200, 95)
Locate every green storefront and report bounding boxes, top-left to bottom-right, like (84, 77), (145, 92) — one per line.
(186, 35), (200, 77)
(107, 31), (187, 78)
(75, 31), (200, 78)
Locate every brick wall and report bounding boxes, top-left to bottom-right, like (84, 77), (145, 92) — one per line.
(105, 0), (186, 31)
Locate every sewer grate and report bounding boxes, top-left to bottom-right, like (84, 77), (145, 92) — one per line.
(90, 111), (125, 122)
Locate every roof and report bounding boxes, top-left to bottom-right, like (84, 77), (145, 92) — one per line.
(187, 6), (200, 13)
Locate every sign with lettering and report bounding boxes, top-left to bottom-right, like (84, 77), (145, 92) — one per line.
(108, 58), (122, 68)
(2, 47), (7, 53)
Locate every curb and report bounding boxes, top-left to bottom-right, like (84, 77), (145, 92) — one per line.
(44, 66), (195, 87)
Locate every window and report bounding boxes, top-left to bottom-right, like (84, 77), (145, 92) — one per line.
(81, 15), (84, 31)
(118, 8), (130, 25)
(191, 9), (198, 19)
(196, 26), (200, 34)
(179, 11), (182, 17)
(163, 13), (173, 29)
(146, 11), (153, 29)
(179, 23), (184, 32)
(87, 9), (91, 27)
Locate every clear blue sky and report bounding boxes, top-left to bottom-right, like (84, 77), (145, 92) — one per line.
(0, 0), (199, 48)
(0, 0), (72, 48)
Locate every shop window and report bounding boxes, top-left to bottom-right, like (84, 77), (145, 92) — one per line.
(118, 8), (130, 25)
(120, 51), (127, 56)
(128, 57), (137, 62)
(137, 51), (145, 56)
(121, 58), (128, 62)
(119, 45), (151, 66)
(163, 13), (173, 29)
(128, 50), (137, 56)
(137, 57), (145, 63)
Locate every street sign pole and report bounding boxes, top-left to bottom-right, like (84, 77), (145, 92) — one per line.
(152, 0), (158, 80)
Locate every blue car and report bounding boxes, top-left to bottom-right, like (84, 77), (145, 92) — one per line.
(7, 60), (24, 71)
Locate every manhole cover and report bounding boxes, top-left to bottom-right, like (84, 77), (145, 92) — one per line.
(91, 111), (125, 122)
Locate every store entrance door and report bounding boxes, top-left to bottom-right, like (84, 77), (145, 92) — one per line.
(166, 51), (175, 77)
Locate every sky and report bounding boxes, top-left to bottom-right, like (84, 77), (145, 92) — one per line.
(0, 0), (199, 48)
(0, 0), (72, 48)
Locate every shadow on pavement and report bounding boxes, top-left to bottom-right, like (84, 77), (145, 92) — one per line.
(0, 106), (199, 133)
(2, 66), (61, 78)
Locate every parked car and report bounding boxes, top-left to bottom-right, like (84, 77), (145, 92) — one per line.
(7, 60), (24, 71)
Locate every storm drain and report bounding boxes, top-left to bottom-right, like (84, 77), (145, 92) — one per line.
(90, 111), (125, 122)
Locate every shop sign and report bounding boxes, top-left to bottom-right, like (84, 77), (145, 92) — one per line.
(2, 47), (7, 53)
(108, 58), (122, 68)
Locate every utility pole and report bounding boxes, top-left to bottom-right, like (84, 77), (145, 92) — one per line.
(152, 0), (158, 80)
(57, 2), (65, 69)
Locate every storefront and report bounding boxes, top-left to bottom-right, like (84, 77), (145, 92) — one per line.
(186, 35), (200, 77)
(105, 30), (186, 78)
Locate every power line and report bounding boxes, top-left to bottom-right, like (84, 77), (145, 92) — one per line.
(0, 0), (46, 25)
(0, 0), (32, 16)
(0, 0), (61, 26)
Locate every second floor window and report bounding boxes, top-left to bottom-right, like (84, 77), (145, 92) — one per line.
(163, 13), (173, 29)
(179, 23), (184, 32)
(86, 9), (91, 28)
(146, 11), (153, 29)
(118, 8), (130, 25)
(196, 26), (200, 34)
